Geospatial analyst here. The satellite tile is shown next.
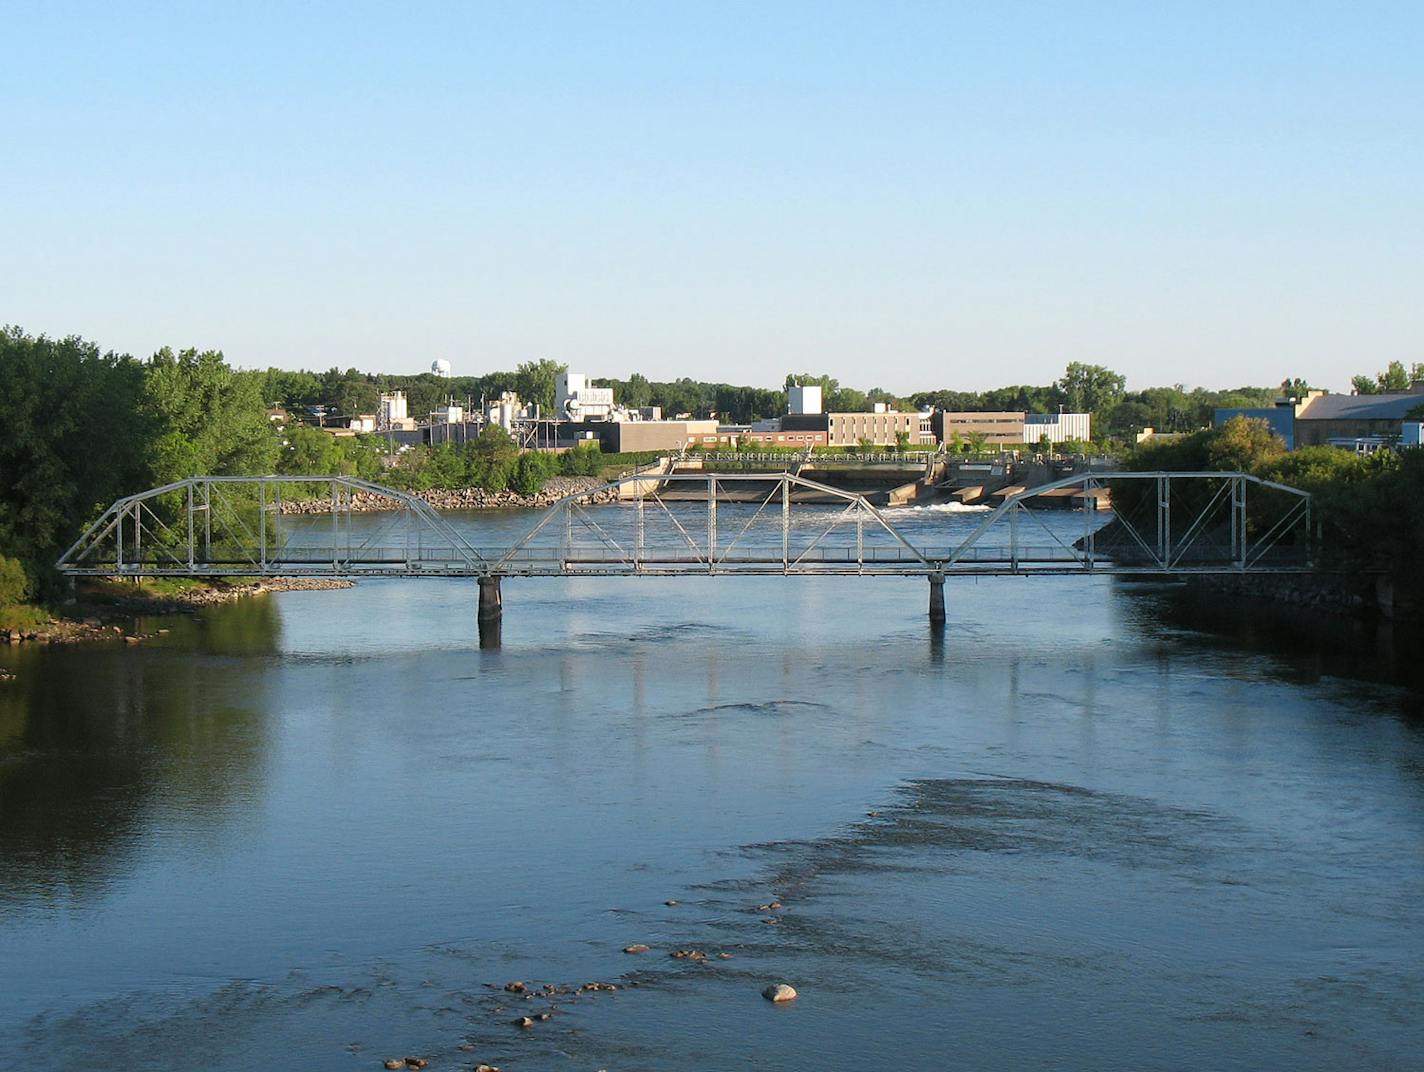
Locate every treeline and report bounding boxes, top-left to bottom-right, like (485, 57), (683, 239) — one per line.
(0, 329), (590, 601)
(263, 358), (568, 422)
(0, 330), (279, 601)
(264, 358), (1293, 439)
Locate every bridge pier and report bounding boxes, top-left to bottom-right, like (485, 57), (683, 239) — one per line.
(478, 576), (503, 649)
(928, 573), (945, 626)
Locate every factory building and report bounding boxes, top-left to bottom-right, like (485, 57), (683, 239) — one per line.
(556, 372), (615, 421)
(1024, 412), (1092, 444)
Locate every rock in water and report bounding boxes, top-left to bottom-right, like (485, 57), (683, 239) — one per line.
(762, 983), (798, 1003)
(623, 943), (651, 954)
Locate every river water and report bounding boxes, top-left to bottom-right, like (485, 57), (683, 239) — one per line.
(2, 504), (1422, 1071)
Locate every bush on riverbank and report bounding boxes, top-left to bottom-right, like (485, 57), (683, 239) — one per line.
(383, 431), (609, 495)
(1128, 418), (1424, 579)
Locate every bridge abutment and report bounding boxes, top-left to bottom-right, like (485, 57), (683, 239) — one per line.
(478, 576), (503, 648)
(928, 573), (945, 625)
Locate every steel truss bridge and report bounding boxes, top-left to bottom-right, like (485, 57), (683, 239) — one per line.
(57, 470), (1315, 579)
(58, 471), (1312, 637)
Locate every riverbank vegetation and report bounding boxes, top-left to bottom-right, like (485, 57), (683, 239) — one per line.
(1129, 417), (1424, 578)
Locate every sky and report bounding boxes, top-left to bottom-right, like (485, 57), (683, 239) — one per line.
(2, 1), (1420, 394)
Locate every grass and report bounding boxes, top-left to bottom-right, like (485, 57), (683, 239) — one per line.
(0, 603), (49, 631)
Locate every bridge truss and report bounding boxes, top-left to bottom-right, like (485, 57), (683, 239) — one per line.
(58, 470), (1312, 581)
(57, 470), (1314, 642)
(61, 472), (1310, 580)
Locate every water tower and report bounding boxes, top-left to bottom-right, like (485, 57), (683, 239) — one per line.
(431, 358), (452, 378)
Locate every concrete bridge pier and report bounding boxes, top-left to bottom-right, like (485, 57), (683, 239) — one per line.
(928, 573), (946, 626)
(478, 576), (503, 649)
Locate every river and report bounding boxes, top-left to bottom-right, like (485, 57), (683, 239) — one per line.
(2, 504), (1422, 1071)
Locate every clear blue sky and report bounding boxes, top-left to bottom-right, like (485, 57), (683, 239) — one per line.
(2, 1), (1420, 393)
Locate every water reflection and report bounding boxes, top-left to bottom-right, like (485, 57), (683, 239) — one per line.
(0, 597), (279, 907)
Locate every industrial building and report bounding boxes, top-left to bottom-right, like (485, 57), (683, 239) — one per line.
(556, 372), (615, 421)
(1215, 385), (1424, 453)
(928, 410), (1091, 448)
(934, 411), (1027, 446)
(1025, 412), (1092, 444)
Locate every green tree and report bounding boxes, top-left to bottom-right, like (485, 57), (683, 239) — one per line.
(1056, 362), (1125, 416)
(515, 358), (567, 412)
(0, 327), (150, 595)
(280, 426), (345, 475)
(622, 373), (653, 408)
(0, 555), (29, 606)
(465, 425), (519, 491)
(143, 348), (279, 482)
(1352, 361), (1424, 395)
(511, 450), (559, 494)
(1205, 416), (1286, 472)
(560, 441), (604, 477)
(1377, 361), (1411, 393)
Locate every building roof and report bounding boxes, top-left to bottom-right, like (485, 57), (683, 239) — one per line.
(1298, 392), (1424, 421)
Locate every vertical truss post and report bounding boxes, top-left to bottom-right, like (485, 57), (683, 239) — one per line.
(707, 475), (716, 574)
(187, 481), (195, 571)
(274, 481), (282, 566)
(133, 502), (141, 569)
(1010, 501), (1019, 571)
(1080, 476), (1091, 569)
(1237, 477), (1247, 569)
(781, 475), (790, 571)
(563, 500), (573, 569)
(1307, 499), (1315, 568)
(856, 507), (864, 572)
(635, 489), (645, 572)
(203, 480), (212, 563)
(116, 502), (124, 571)
(1157, 476), (1170, 568)
(330, 479), (339, 571)
(259, 480), (267, 571)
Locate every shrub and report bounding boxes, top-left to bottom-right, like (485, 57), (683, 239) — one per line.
(0, 555), (30, 606)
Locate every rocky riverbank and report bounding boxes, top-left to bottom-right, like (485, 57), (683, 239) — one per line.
(278, 477), (616, 514)
(1185, 571), (1415, 620)
(0, 577), (355, 649)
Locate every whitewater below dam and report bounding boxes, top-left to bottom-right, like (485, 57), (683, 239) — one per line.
(2, 505), (1422, 1071)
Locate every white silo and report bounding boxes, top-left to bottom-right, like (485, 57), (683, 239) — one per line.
(431, 358), (452, 378)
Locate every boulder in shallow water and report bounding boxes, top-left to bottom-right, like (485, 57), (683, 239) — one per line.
(623, 943), (651, 954)
(762, 983), (798, 1003)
